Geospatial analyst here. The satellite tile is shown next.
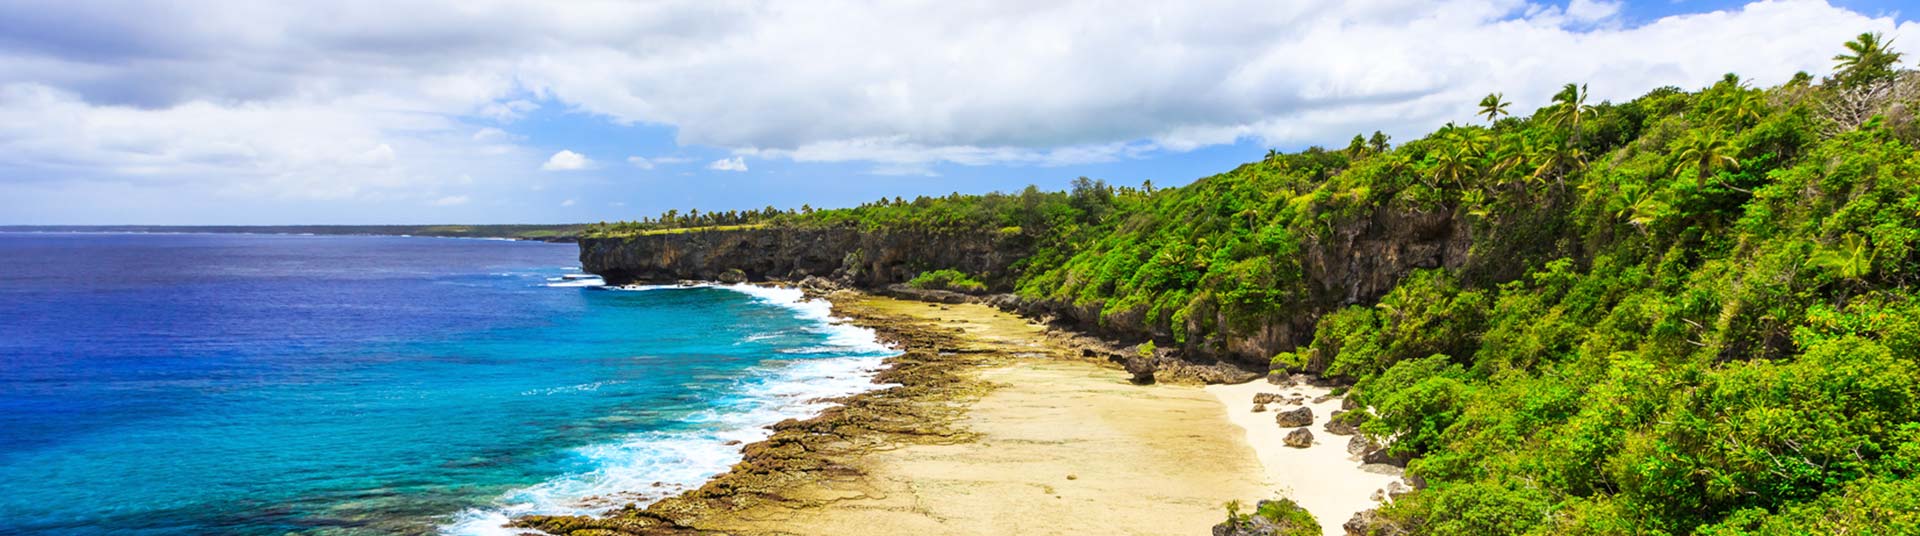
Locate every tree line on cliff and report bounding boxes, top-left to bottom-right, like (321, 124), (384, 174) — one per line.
(593, 34), (1920, 534)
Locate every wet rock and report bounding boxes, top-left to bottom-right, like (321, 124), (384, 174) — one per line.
(1324, 410), (1357, 435)
(1284, 428), (1314, 448)
(1274, 407), (1313, 428)
(716, 268), (748, 284)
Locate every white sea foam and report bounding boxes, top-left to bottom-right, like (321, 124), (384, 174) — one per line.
(543, 276), (605, 288)
(444, 284), (899, 535)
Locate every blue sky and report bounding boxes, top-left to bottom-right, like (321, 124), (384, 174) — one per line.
(0, 0), (1914, 225)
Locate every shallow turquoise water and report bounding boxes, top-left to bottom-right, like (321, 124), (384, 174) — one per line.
(0, 233), (894, 535)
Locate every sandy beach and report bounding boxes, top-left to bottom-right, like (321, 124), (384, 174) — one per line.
(704, 296), (1268, 535)
(1206, 381), (1405, 536)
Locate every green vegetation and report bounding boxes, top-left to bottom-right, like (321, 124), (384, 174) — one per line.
(907, 268), (987, 293)
(601, 36), (1920, 534)
(1217, 498), (1321, 536)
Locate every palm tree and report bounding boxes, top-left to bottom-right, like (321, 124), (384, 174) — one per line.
(1714, 91), (1765, 126)
(1528, 139), (1586, 187)
(1429, 148), (1476, 188)
(1672, 131), (1745, 192)
(1478, 93), (1510, 123)
(1545, 83), (1597, 140)
(1811, 234), (1874, 280)
(1833, 32), (1904, 87)
(1346, 134), (1369, 159)
(1612, 183), (1667, 233)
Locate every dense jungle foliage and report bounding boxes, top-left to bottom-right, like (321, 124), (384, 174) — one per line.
(597, 34), (1920, 534)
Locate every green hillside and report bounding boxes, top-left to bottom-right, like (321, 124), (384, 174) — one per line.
(594, 34), (1920, 534)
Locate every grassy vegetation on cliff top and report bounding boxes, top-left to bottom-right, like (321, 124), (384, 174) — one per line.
(593, 34), (1920, 535)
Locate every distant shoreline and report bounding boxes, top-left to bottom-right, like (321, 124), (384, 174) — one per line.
(0, 224), (588, 242)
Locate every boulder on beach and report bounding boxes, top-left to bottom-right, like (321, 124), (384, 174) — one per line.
(1251, 403), (1268, 413)
(1124, 355), (1156, 385)
(1284, 428), (1314, 448)
(1274, 406), (1313, 428)
(1252, 392), (1283, 404)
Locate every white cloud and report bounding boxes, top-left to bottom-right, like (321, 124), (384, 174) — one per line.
(707, 156), (748, 172)
(0, 0), (1915, 204)
(430, 195), (470, 206)
(560, 198), (576, 207)
(626, 156), (655, 169)
(541, 149), (591, 171)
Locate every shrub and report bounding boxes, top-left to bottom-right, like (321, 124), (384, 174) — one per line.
(908, 269), (988, 293)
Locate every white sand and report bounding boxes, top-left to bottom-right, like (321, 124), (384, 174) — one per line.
(1207, 380), (1405, 536)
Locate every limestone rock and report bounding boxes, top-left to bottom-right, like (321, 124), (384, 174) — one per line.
(1346, 434), (1378, 457)
(1284, 428), (1314, 448)
(1324, 410), (1357, 435)
(1274, 407), (1313, 428)
(1123, 356), (1156, 385)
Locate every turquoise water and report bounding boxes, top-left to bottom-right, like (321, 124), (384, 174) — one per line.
(0, 233), (895, 535)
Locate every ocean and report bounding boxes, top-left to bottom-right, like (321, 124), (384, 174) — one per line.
(0, 232), (896, 535)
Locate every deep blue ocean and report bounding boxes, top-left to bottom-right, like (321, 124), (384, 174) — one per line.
(0, 232), (894, 535)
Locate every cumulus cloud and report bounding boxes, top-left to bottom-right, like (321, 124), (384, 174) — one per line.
(430, 195), (469, 206)
(707, 156), (748, 172)
(560, 198), (576, 207)
(541, 150), (591, 171)
(0, 0), (1915, 205)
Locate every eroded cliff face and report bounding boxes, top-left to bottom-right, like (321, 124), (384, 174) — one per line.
(579, 227), (1024, 287)
(581, 207), (1470, 376)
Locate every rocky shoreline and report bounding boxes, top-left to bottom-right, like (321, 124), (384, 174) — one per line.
(510, 288), (1039, 535)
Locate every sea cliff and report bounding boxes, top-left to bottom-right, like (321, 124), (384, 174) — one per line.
(579, 204), (1472, 376)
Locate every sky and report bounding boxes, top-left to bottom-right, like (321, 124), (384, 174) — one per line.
(0, 0), (1915, 225)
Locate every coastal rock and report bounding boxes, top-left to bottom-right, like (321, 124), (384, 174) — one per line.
(1213, 499), (1321, 536)
(1346, 434), (1378, 457)
(1363, 446), (1410, 467)
(1284, 428), (1314, 448)
(1344, 510), (1387, 536)
(1253, 393), (1284, 404)
(1404, 473), (1428, 490)
(1342, 396), (1361, 411)
(1274, 407), (1313, 428)
(1324, 410), (1357, 435)
(717, 268), (748, 284)
(1252, 403), (1267, 413)
(1123, 356), (1156, 385)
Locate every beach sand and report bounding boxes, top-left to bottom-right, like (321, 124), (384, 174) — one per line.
(1206, 381), (1405, 536)
(702, 297), (1269, 535)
